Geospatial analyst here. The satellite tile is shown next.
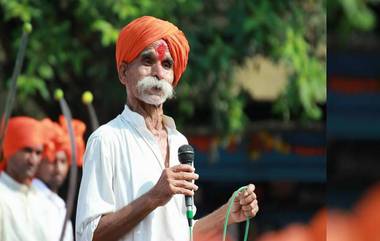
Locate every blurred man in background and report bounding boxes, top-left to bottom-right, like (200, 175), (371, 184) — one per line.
(0, 116), (51, 241)
(32, 117), (86, 241)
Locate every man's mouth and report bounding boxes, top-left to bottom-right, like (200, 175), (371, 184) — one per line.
(146, 87), (163, 95)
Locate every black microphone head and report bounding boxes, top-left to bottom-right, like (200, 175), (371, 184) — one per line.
(178, 144), (194, 165)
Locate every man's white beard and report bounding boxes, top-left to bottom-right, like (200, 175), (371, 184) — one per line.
(136, 76), (174, 106)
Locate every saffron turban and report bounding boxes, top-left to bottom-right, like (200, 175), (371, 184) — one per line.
(40, 118), (68, 163)
(58, 115), (86, 166)
(116, 16), (190, 87)
(40, 117), (86, 166)
(1, 116), (44, 170)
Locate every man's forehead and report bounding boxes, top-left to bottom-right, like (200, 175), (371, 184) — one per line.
(148, 39), (169, 49)
(17, 145), (43, 155)
(56, 150), (68, 158)
(140, 40), (172, 58)
(23, 145), (43, 151)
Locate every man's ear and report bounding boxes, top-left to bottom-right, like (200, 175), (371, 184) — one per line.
(118, 63), (128, 85)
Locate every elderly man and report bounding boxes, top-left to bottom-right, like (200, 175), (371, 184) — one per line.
(0, 117), (51, 240)
(76, 16), (259, 241)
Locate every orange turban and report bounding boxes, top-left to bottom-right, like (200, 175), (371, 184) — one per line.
(116, 16), (190, 87)
(40, 118), (68, 162)
(1, 116), (44, 170)
(58, 115), (86, 166)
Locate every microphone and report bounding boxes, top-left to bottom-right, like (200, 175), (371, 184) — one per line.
(178, 144), (195, 227)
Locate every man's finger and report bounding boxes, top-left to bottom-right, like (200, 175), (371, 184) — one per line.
(244, 205), (259, 217)
(172, 179), (198, 191)
(172, 171), (199, 181)
(172, 186), (195, 196)
(171, 164), (195, 173)
(245, 184), (255, 194)
(241, 199), (258, 211)
(240, 193), (256, 205)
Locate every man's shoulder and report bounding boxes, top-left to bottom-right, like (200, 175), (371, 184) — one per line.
(169, 127), (188, 144)
(86, 115), (135, 149)
(0, 173), (15, 194)
(31, 179), (64, 206)
(31, 179), (51, 198)
(90, 115), (129, 138)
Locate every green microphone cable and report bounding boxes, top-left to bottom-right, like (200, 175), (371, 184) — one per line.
(188, 207), (194, 241)
(223, 186), (251, 241)
(187, 186), (252, 241)
(189, 225), (194, 241)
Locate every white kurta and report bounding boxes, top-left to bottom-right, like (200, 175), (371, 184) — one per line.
(76, 105), (195, 241)
(32, 179), (74, 241)
(0, 172), (52, 241)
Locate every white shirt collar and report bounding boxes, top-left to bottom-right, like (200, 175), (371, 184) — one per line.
(0, 171), (34, 193)
(32, 178), (51, 195)
(32, 178), (66, 209)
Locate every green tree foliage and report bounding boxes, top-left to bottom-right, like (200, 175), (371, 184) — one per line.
(0, 0), (326, 134)
(328, 0), (380, 33)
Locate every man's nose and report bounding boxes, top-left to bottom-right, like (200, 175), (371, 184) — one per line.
(151, 63), (164, 80)
(29, 151), (41, 164)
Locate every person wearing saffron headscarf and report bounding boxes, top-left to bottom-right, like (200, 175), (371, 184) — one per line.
(32, 117), (86, 241)
(0, 116), (52, 241)
(76, 16), (259, 241)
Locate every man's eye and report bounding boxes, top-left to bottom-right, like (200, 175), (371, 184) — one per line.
(23, 147), (33, 153)
(163, 61), (173, 69)
(143, 57), (153, 65)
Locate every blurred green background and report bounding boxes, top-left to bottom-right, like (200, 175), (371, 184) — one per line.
(0, 0), (325, 134)
(328, 0), (380, 208)
(328, 1), (380, 240)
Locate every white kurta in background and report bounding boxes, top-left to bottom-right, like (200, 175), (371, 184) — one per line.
(0, 172), (52, 241)
(32, 178), (74, 241)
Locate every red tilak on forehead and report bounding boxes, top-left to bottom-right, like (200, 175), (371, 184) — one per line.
(155, 42), (167, 61)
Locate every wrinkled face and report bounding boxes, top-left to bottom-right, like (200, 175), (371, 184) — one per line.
(119, 39), (175, 106)
(36, 150), (69, 191)
(6, 145), (43, 185)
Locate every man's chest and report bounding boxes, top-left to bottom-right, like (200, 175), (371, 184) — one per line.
(111, 131), (183, 200)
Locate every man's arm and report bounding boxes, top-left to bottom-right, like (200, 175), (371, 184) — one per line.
(93, 164), (199, 241)
(193, 204), (229, 241)
(193, 184), (259, 241)
(93, 188), (159, 241)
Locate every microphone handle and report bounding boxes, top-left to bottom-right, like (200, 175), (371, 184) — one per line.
(183, 161), (194, 227)
(183, 160), (194, 207)
(185, 196), (192, 207)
